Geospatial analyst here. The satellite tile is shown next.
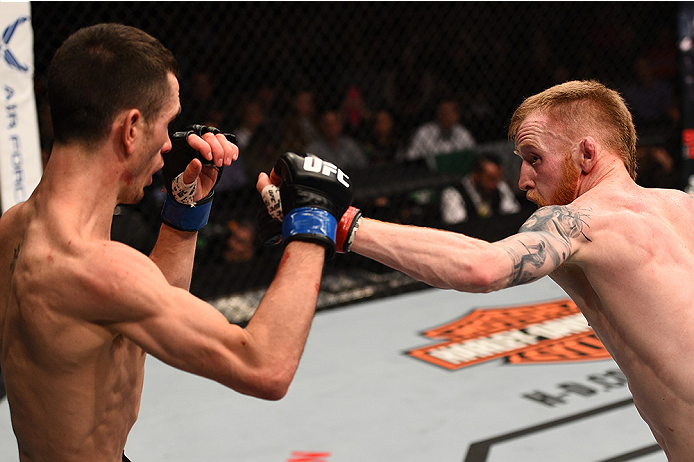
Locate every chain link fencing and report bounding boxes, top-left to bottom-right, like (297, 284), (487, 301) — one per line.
(30, 2), (681, 322)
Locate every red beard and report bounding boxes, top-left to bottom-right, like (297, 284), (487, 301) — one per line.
(529, 154), (580, 207)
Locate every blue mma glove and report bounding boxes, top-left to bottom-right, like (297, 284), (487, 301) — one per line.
(271, 152), (353, 257)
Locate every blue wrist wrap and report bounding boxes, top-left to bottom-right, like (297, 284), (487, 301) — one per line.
(282, 207), (337, 243)
(161, 194), (213, 231)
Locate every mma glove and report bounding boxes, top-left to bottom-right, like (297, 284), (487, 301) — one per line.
(260, 152), (355, 258)
(160, 124), (236, 231)
(260, 195), (363, 254)
(260, 194), (363, 254)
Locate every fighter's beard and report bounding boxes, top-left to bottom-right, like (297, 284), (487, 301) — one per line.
(529, 154), (580, 207)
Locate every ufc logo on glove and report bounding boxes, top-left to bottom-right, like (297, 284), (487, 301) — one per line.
(302, 157), (350, 188)
(259, 152), (356, 258)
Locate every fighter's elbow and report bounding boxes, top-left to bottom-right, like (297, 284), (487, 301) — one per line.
(446, 256), (508, 293)
(457, 270), (501, 293)
(252, 379), (291, 401)
(237, 364), (296, 401)
(261, 369), (296, 400)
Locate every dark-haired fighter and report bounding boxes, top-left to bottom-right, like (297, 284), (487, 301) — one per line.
(0, 23), (351, 462)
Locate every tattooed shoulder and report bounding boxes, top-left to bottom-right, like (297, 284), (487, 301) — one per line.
(520, 206), (592, 243)
(501, 206), (592, 287)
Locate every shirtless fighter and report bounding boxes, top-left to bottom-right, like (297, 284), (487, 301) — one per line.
(260, 80), (694, 460)
(0, 24), (352, 461)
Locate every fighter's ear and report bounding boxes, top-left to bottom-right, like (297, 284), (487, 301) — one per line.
(579, 136), (598, 173)
(119, 109), (142, 157)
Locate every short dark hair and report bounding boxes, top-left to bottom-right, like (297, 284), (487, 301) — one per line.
(48, 23), (179, 146)
(473, 152), (502, 172)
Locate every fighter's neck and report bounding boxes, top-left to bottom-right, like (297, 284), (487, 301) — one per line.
(35, 144), (121, 238)
(577, 156), (632, 197)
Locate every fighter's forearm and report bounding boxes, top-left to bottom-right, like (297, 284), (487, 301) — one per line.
(240, 241), (324, 397)
(351, 218), (511, 293)
(149, 223), (197, 289)
(248, 241), (324, 340)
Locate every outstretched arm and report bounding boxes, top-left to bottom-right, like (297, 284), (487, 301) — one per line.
(351, 205), (592, 292)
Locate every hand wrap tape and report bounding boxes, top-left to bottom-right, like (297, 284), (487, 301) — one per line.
(261, 184), (284, 220)
(171, 173), (198, 206)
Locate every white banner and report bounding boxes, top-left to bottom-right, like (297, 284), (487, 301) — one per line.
(0, 3), (42, 213)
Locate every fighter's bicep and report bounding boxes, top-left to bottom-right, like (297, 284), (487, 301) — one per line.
(497, 231), (571, 286)
(122, 288), (248, 376)
(100, 258), (252, 380)
(496, 205), (592, 286)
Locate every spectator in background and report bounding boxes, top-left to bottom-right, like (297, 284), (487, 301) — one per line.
(203, 100), (261, 256)
(341, 85), (373, 143)
(439, 153), (523, 229)
(382, 45), (437, 134)
(305, 109), (369, 169)
(364, 109), (405, 165)
(281, 88), (320, 154)
(230, 83), (285, 182)
(214, 100), (267, 193)
(635, 145), (678, 190)
(644, 24), (678, 84)
(622, 55), (677, 135)
(334, 42), (386, 114)
(253, 81), (282, 130)
(191, 215), (279, 301)
(406, 99), (476, 167)
(234, 100), (265, 151)
(224, 218), (257, 263)
(240, 122), (283, 184)
(177, 69), (225, 130)
(622, 55), (681, 189)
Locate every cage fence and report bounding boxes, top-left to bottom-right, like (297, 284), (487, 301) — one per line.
(30, 2), (681, 322)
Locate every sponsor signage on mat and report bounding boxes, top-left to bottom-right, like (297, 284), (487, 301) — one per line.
(408, 299), (610, 370)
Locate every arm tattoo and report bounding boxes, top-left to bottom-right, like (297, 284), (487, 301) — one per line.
(10, 242), (21, 273)
(520, 206), (592, 242)
(509, 240), (549, 286)
(504, 206), (591, 286)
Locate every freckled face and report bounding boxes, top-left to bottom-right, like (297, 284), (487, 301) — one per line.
(514, 113), (580, 207)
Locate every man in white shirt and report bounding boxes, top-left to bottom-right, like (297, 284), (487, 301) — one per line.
(305, 109), (368, 169)
(406, 99), (476, 167)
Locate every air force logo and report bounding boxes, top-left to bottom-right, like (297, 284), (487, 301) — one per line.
(2, 17), (31, 73)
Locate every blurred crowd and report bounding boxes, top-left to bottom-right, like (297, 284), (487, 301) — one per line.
(187, 41), (678, 300)
(27, 3), (684, 300)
